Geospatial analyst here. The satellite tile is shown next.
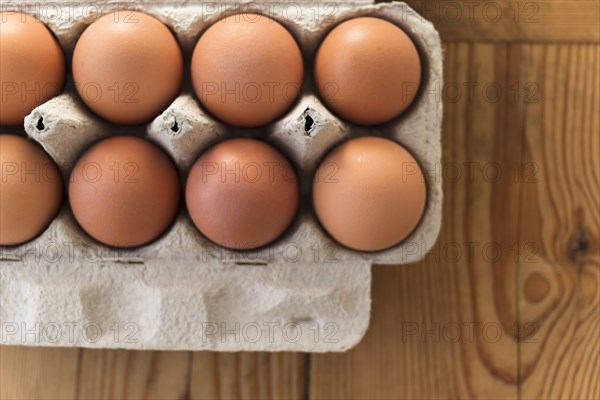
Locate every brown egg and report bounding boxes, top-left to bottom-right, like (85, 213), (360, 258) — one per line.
(314, 17), (421, 125)
(313, 137), (426, 251)
(69, 136), (180, 248)
(0, 13), (65, 125)
(72, 11), (183, 124)
(191, 14), (303, 128)
(0, 135), (63, 245)
(186, 139), (299, 250)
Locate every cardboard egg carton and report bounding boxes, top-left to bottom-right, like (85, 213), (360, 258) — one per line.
(0, 0), (442, 351)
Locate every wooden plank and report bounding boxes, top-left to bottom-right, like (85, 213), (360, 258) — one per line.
(0, 346), (79, 400)
(74, 349), (191, 399)
(516, 44), (600, 399)
(397, 1), (600, 43)
(0, 347), (193, 400)
(310, 42), (524, 398)
(0, 347), (307, 399)
(189, 352), (307, 400)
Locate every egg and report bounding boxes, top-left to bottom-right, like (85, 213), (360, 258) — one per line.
(186, 138), (299, 250)
(0, 134), (63, 245)
(0, 12), (65, 125)
(191, 13), (304, 128)
(312, 137), (426, 251)
(314, 17), (421, 125)
(68, 136), (180, 248)
(72, 11), (183, 125)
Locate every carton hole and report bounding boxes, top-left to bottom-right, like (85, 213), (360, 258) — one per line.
(304, 114), (314, 133)
(303, 108), (314, 135)
(171, 120), (179, 132)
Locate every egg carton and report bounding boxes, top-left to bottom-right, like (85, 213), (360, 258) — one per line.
(0, 0), (442, 351)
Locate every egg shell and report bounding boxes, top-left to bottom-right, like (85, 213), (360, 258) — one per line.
(186, 138), (299, 250)
(313, 137), (427, 251)
(314, 17), (422, 125)
(68, 136), (181, 248)
(191, 13), (304, 128)
(0, 134), (63, 245)
(72, 11), (184, 125)
(0, 12), (65, 125)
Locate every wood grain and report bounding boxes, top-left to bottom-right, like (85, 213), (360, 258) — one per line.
(400, 1), (600, 43)
(1, 7), (599, 400)
(75, 349), (190, 399)
(0, 346), (79, 399)
(515, 44), (600, 400)
(189, 352), (306, 399)
(0, 348), (306, 400)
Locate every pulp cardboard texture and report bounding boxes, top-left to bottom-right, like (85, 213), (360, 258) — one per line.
(0, 0), (442, 351)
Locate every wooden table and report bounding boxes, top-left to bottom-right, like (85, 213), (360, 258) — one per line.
(1, 1), (598, 399)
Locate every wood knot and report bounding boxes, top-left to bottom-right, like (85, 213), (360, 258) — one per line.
(523, 272), (550, 303)
(567, 225), (590, 263)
